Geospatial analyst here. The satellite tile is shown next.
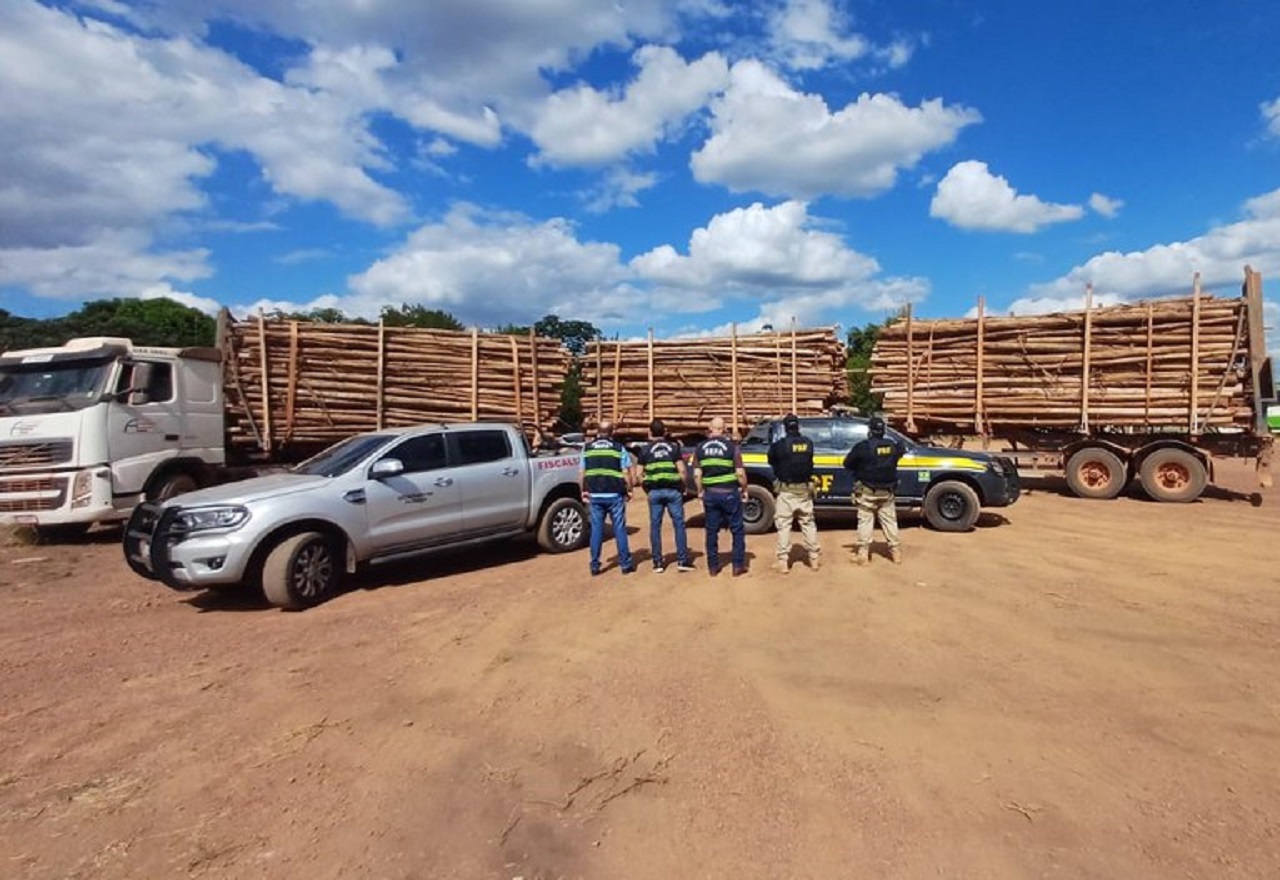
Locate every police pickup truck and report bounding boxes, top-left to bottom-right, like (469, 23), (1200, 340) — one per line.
(123, 423), (587, 609)
(736, 415), (1020, 533)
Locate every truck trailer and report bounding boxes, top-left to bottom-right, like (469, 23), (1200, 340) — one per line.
(870, 268), (1274, 502)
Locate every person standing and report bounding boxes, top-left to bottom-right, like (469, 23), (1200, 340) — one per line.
(693, 417), (749, 577)
(842, 416), (905, 565)
(634, 419), (695, 573)
(768, 414), (820, 574)
(580, 419), (635, 576)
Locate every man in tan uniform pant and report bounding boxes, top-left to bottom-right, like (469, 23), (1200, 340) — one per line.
(842, 416), (904, 564)
(768, 414), (820, 573)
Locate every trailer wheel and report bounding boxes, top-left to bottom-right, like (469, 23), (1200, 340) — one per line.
(261, 531), (341, 610)
(923, 480), (981, 532)
(1065, 448), (1127, 499)
(537, 497), (588, 553)
(742, 484), (776, 534)
(1138, 449), (1207, 503)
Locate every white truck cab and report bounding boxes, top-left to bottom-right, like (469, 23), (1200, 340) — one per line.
(0, 337), (224, 531)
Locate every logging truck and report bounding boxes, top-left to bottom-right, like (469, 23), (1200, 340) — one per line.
(870, 268), (1275, 503)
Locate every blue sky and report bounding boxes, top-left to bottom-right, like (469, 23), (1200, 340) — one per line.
(2, 0), (1279, 349)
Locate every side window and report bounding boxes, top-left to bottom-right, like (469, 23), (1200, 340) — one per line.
(802, 420), (836, 450)
(742, 423), (774, 448)
(387, 433), (447, 474)
(116, 362), (174, 403)
(831, 422), (868, 450)
(454, 430), (512, 465)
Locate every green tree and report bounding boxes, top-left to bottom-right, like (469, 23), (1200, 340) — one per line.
(380, 304), (464, 330)
(279, 306), (369, 325)
(846, 320), (886, 415)
(532, 314), (600, 357)
(495, 314), (602, 430)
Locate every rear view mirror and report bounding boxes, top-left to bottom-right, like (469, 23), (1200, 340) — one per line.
(370, 458), (404, 480)
(125, 362), (154, 405)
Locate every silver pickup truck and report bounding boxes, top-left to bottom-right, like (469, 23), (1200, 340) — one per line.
(123, 422), (587, 609)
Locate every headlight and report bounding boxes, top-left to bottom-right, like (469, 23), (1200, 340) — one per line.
(174, 505), (250, 533)
(70, 469), (94, 508)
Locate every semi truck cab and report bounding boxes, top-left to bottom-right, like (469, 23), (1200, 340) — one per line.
(0, 337), (224, 531)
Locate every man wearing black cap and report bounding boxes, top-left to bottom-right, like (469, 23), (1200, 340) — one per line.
(634, 419), (695, 573)
(768, 414), (820, 574)
(842, 415), (904, 565)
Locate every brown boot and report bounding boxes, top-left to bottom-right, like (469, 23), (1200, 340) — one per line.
(854, 547), (869, 566)
(890, 546), (902, 565)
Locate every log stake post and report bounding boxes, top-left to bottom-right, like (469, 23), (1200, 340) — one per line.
(1144, 303), (1154, 427)
(1080, 284), (1093, 434)
(611, 341), (622, 423)
(905, 303), (916, 431)
(790, 317), (798, 414)
(595, 341), (603, 424)
(1189, 272), (1202, 435)
(257, 308), (273, 455)
(731, 323), (740, 436)
(285, 320), (298, 443)
(528, 328), (542, 430)
(1243, 266), (1269, 436)
(509, 334), (524, 436)
(375, 318), (386, 430)
(647, 328), (655, 421)
(470, 327), (480, 421)
(975, 296), (986, 439)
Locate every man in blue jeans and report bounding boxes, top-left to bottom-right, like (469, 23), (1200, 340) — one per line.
(693, 416), (749, 577)
(580, 419), (635, 576)
(633, 419), (695, 573)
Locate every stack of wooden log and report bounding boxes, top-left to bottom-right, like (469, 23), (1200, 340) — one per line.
(870, 287), (1257, 433)
(581, 327), (847, 438)
(221, 313), (569, 456)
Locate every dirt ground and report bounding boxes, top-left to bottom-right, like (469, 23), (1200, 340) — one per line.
(1, 463), (1278, 880)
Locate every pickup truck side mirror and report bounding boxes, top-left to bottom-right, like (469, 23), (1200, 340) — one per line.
(369, 458), (404, 480)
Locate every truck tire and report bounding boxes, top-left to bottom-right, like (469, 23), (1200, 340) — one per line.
(742, 484), (776, 535)
(1065, 448), (1127, 500)
(923, 480), (981, 532)
(148, 472), (198, 502)
(261, 531), (340, 610)
(1138, 449), (1207, 503)
(536, 497), (588, 553)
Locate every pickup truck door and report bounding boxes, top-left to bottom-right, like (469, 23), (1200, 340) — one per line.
(363, 431), (466, 553)
(827, 422), (867, 498)
(447, 428), (528, 533)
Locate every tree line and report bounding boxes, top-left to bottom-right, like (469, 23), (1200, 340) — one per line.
(1, 296), (890, 425)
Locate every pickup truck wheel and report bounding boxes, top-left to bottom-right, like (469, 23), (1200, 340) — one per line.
(261, 532), (340, 610)
(923, 480), (981, 532)
(1138, 449), (1207, 503)
(149, 472), (197, 502)
(742, 484), (776, 535)
(1065, 448), (1127, 499)
(537, 498), (588, 553)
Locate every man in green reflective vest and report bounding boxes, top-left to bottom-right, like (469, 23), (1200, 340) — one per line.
(693, 416), (749, 577)
(633, 418), (694, 573)
(580, 419), (635, 576)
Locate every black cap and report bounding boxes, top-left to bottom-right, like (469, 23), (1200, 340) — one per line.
(650, 418), (666, 436)
(782, 413), (800, 431)
(868, 416), (886, 435)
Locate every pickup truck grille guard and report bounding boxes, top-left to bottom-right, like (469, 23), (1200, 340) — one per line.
(123, 501), (194, 590)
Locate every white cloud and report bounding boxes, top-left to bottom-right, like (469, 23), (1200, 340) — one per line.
(140, 283), (222, 315)
(1089, 192), (1124, 218)
(691, 61), (980, 199)
(0, 232), (211, 301)
(529, 46), (729, 166)
(930, 160), (1084, 233)
(583, 168), (661, 213)
(766, 0), (914, 72)
(1262, 96), (1280, 138)
(631, 200), (928, 327)
(1026, 187), (1280, 353)
(343, 204), (639, 327)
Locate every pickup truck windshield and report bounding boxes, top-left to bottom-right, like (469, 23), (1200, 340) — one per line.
(0, 360), (113, 415)
(292, 433), (393, 477)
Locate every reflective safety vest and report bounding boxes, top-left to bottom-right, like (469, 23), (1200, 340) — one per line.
(640, 439), (683, 490)
(583, 437), (627, 495)
(695, 437), (739, 489)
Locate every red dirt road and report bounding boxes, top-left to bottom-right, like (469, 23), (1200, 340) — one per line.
(1, 464), (1278, 879)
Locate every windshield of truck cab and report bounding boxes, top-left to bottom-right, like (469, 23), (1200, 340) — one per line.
(292, 433), (393, 477)
(0, 360), (114, 415)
